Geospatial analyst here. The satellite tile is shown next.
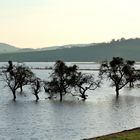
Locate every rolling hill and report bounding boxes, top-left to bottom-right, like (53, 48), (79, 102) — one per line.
(0, 43), (18, 53)
(0, 38), (140, 62)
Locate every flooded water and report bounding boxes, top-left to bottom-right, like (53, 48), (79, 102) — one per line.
(0, 62), (140, 140)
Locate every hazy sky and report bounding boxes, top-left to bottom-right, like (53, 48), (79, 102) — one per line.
(1, 0), (140, 48)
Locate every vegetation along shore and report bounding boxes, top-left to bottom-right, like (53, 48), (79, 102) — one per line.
(83, 127), (140, 140)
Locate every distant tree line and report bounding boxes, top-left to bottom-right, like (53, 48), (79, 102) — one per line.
(1, 57), (140, 102)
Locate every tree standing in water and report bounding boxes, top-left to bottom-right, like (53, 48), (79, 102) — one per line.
(70, 72), (100, 100)
(99, 57), (135, 98)
(44, 60), (100, 101)
(2, 63), (34, 101)
(30, 78), (41, 102)
(16, 65), (34, 93)
(75, 72), (100, 100)
(44, 60), (78, 102)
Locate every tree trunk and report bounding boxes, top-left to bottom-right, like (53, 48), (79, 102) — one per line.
(20, 86), (23, 93)
(60, 92), (63, 102)
(115, 86), (119, 98)
(81, 91), (87, 101)
(64, 88), (67, 94)
(129, 81), (134, 88)
(12, 90), (16, 101)
(35, 94), (39, 102)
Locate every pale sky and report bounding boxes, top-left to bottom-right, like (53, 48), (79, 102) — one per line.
(1, 0), (140, 48)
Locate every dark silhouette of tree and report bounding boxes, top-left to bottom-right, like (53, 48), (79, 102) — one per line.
(70, 72), (100, 100)
(44, 60), (78, 102)
(2, 64), (34, 101)
(99, 57), (135, 98)
(135, 70), (140, 88)
(123, 60), (136, 88)
(44, 78), (62, 100)
(6, 60), (13, 72)
(30, 78), (41, 102)
(2, 70), (18, 101)
(120, 37), (125, 42)
(44, 60), (100, 101)
(6, 60), (14, 77)
(16, 65), (34, 93)
(110, 39), (116, 43)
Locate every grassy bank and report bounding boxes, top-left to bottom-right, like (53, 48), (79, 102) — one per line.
(84, 127), (140, 140)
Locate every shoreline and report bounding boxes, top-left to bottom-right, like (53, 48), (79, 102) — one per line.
(83, 127), (140, 140)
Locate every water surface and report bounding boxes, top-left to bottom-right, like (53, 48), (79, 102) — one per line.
(0, 62), (139, 140)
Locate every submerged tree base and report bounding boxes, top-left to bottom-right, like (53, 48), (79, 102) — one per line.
(84, 127), (140, 140)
